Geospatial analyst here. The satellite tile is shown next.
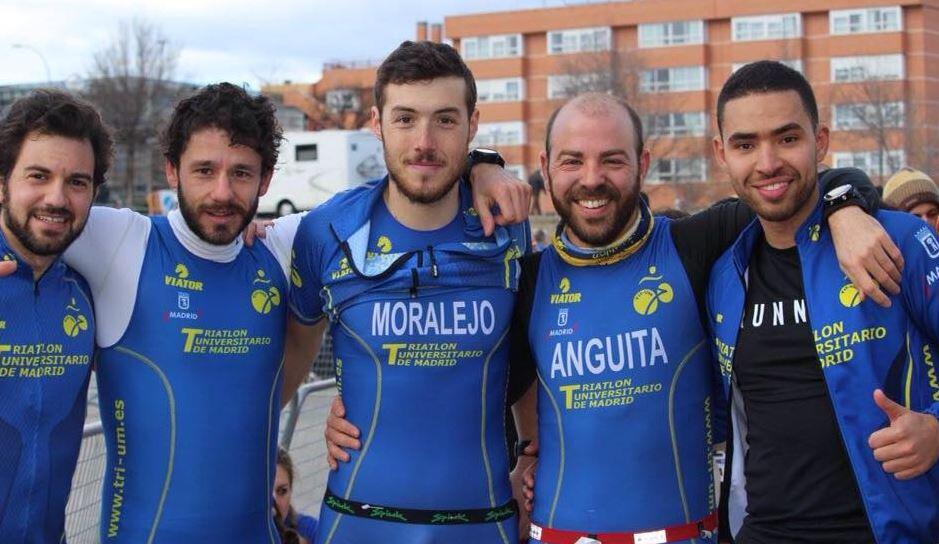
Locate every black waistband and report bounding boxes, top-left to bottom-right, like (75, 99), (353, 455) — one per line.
(323, 488), (517, 525)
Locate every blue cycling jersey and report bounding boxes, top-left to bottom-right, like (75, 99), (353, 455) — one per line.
(95, 216), (287, 543)
(0, 231), (95, 544)
(527, 216), (717, 542)
(290, 177), (528, 544)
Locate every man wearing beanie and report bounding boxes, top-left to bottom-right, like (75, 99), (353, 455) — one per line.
(883, 167), (939, 231)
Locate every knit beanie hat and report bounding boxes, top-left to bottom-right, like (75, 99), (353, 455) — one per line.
(883, 167), (939, 211)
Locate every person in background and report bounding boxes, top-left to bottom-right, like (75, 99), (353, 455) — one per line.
(883, 167), (939, 232)
(274, 448), (317, 544)
(532, 229), (548, 251)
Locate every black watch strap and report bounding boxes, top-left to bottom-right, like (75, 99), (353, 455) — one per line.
(823, 185), (865, 218)
(464, 148), (506, 182)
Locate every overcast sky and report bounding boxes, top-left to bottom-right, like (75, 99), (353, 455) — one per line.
(0, 0), (595, 89)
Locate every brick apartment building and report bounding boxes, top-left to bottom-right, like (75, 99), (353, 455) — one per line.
(271, 0), (939, 212)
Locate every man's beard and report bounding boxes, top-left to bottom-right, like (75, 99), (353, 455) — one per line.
(547, 171), (639, 247)
(385, 148), (464, 205)
(177, 185), (258, 245)
(1, 182), (84, 256)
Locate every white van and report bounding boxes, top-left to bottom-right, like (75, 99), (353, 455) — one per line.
(259, 130), (386, 216)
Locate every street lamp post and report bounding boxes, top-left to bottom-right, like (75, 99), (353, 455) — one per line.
(12, 43), (52, 83)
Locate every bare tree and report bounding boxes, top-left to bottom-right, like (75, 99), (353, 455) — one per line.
(83, 19), (181, 209)
(830, 78), (907, 181)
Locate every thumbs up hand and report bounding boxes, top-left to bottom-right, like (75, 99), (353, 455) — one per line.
(868, 389), (939, 480)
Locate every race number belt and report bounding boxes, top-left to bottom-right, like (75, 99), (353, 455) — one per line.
(323, 488), (517, 525)
(530, 511), (717, 544)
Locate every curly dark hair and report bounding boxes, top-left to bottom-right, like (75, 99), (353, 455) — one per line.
(0, 89), (113, 188)
(374, 40), (477, 117)
(162, 82), (283, 175)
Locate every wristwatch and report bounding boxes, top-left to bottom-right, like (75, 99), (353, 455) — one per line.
(822, 184), (864, 216)
(468, 148), (505, 169)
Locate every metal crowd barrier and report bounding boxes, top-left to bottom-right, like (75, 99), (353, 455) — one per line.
(65, 331), (339, 542)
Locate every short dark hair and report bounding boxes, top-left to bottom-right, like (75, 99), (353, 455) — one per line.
(545, 93), (644, 160)
(716, 60), (819, 136)
(0, 89), (113, 188)
(374, 41), (477, 116)
(162, 83), (283, 175)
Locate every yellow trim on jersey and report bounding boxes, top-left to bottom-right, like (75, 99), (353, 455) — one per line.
(551, 215), (655, 267)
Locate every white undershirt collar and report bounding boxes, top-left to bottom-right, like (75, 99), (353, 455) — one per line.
(168, 209), (243, 263)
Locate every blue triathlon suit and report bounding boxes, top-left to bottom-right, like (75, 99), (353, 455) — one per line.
(0, 232), (95, 544)
(95, 217), (287, 543)
(523, 213), (720, 544)
(290, 177), (528, 544)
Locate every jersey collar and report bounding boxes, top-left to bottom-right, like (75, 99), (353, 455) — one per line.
(551, 198), (654, 267)
(167, 209), (243, 263)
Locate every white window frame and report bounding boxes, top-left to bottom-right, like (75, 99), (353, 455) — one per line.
(830, 6), (902, 35)
(461, 34), (523, 60)
(831, 54), (904, 82)
(832, 149), (906, 177)
(643, 112), (707, 137)
(831, 102), (905, 130)
(547, 27), (611, 55)
(732, 13), (802, 42)
(505, 164), (526, 180)
(646, 157), (707, 184)
(476, 78), (525, 103)
(640, 66), (707, 93)
(546, 73), (606, 99)
(638, 20), (705, 48)
(472, 121), (526, 147)
(732, 59), (803, 74)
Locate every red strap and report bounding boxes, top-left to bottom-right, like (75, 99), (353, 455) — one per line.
(533, 511), (717, 544)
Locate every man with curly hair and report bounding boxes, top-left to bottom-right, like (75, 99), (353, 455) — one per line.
(57, 83), (295, 542)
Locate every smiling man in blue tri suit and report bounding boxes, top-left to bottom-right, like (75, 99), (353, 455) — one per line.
(287, 41), (530, 544)
(0, 90), (110, 543)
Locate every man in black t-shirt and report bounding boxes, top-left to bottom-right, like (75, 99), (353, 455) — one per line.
(710, 61), (939, 543)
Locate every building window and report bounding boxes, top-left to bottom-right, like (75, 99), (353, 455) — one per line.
(830, 6), (902, 35)
(547, 27), (611, 54)
(831, 54), (904, 82)
(638, 20), (705, 48)
(640, 66), (707, 93)
(462, 34), (523, 60)
(643, 112), (707, 137)
(505, 164), (526, 179)
(546, 73), (606, 99)
(476, 78), (524, 103)
(732, 13), (801, 41)
(325, 89), (361, 112)
(472, 121), (526, 147)
(832, 150), (905, 177)
(732, 59), (803, 74)
(295, 144), (318, 162)
(647, 157), (707, 183)
(832, 102), (905, 130)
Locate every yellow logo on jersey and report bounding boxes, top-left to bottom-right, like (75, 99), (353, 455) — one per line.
(2, 253), (13, 261)
(550, 277), (582, 304)
(290, 250), (303, 288)
(331, 257), (353, 280)
(165, 263), (204, 291)
(376, 236), (392, 254)
(250, 269), (281, 314)
(809, 224), (821, 242)
(62, 298), (89, 337)
(838, 281), (862, 308)
(633, 266), (674, 316)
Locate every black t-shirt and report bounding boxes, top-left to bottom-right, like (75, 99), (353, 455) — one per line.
(731, 239), (873, 543)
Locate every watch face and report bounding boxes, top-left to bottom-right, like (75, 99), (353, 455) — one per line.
(826, 184), (852, 201)
(475, 148), (499, 156)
